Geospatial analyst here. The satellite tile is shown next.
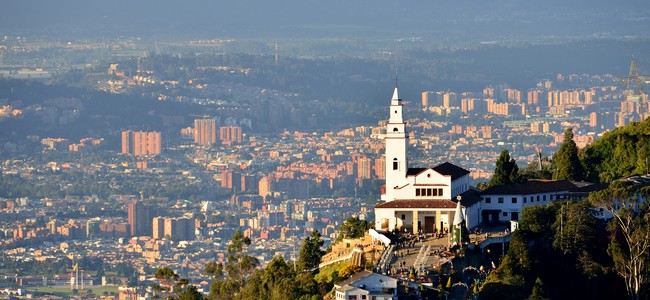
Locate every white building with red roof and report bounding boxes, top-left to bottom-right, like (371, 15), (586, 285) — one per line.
(375, 85), (479, 233)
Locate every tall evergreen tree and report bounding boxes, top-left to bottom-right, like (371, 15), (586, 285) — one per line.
(527, 278), (549, 300)
(297, 230), (325, 272)
(489, 149), (520, 187)
(553, 128), (584, 181)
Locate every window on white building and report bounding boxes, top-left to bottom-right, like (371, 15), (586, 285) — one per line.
(485, 197), (491, 203)
(498, 197), (504, 203)
(512, 197), (517, 204)
(415, 188), (444, 197)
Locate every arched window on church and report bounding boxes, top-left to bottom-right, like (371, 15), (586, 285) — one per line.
(392, 158), (398, 170)
(393, 127), (398, 132)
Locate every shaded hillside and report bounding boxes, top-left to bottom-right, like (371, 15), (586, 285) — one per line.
(583, 117), (650, 182)
(0, 79), (200, 147)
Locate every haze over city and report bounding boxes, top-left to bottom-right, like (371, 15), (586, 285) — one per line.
(1, 1), (649, 300)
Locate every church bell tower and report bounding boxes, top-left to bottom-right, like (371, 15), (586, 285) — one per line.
(384, 85), (408, 202)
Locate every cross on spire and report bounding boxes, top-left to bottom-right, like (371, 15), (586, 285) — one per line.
(394, 71), (399, 88)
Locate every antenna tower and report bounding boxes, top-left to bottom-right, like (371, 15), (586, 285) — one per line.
(535, 146), (543, 171)
(274, 43), (279, 64)
(626, 56), (644, 96)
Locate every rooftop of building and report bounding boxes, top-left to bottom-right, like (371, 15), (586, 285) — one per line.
(335, 270), (396, 288)
(481, 179), (579, 195)
(406, 162), (470, 181)
(455, 187), (483, 207)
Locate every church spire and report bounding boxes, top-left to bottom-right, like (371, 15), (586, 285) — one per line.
(391, 73), (400, 105)
(392, 86), (399, 102)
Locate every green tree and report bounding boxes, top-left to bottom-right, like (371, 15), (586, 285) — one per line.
(553, 128), (584, 181)
(155, 267), (179, 286)
(589, 181), (650, 300)
(228, 230), (251, 253)
(552, 201), (604, 279)
(527, 278), (549, 300)
(337, 217), (370, 242)
(338, 265), (363, 279)
(476, 181), (489, 191)
(238, 256), (321, 300)
(553, 201), (596, 255)
(489, 149), (520, 187)
(263, 257), (298, 299)
(204, 261), (223, 279)
(479, 255), (528, 300)
(297, 230), (325, 272)
(519, 158), (553, 181)
(238, 270), (265, 300)
(151, 267), (203, 300)
(294, 272), (320, 299)
(177, 285), (204, 300)
(209, 230), (258, 300)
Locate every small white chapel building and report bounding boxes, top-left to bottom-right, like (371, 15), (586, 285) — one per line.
(374, 85), (480, 234)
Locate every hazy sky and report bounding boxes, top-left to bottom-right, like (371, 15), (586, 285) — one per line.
(2, 0), (649, 40)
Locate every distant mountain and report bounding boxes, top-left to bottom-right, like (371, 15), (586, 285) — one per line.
(2, 0), (648, 39)
(0, 79), (199, 146)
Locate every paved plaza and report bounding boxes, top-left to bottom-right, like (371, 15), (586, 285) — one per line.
(378, 224), (511, 284)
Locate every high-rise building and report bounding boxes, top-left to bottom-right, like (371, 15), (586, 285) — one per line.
(504, 88), (521, 103)
(121, 130), (161, 156)
(127, 200), (152, 237)
(527, 90), (543, 106)
(86, 219), (100, 238)
(241, 175), (259, 193)
(483, 87), (495, 98)
(219, 126), (243, 146)
(152, 217), (165, 239)
(374, 156), (386, 180)
(162, 217), (194, 241)
(259, 176), (274, 198)
(222, 170), (242, 191)
(421, 91), (430, 107)
(358, 156), (373, 179)
(194, 118), (217, 146)
(442, 92), (457, 109)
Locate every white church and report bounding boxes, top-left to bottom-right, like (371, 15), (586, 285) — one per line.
(373, 85), (597, 235)
(374, 85), (480, 234)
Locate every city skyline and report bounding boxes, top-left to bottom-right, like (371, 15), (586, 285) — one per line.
(1, 1), (650, 299)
